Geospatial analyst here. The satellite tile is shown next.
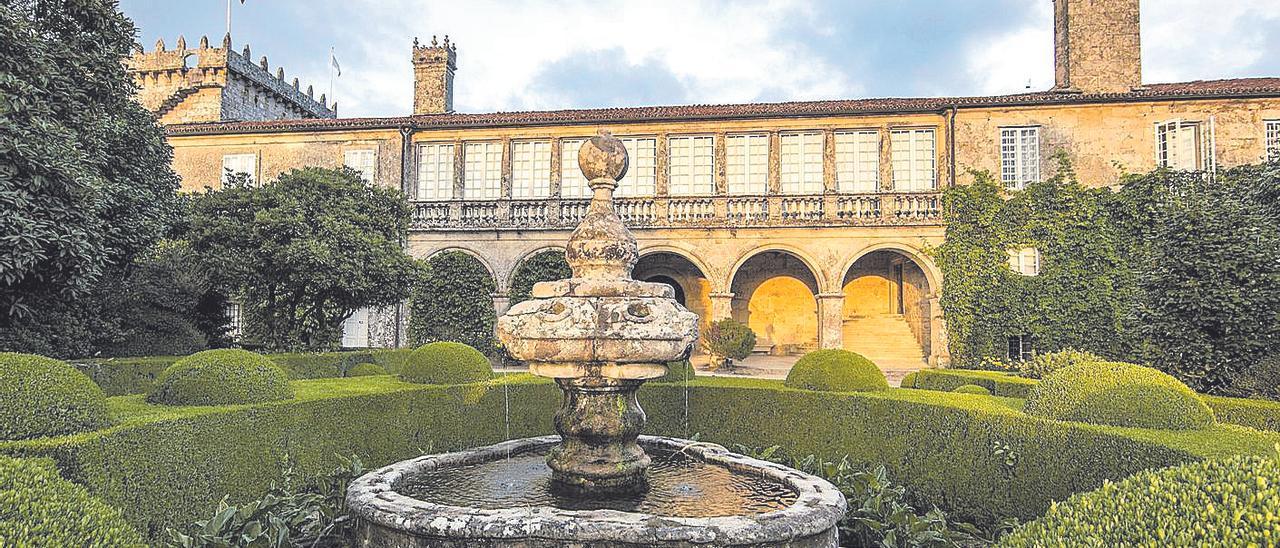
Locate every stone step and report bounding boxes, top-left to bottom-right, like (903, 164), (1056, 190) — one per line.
(841, 314), (926, 371)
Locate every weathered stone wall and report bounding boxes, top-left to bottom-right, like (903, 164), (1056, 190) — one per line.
(1053, 0), (1141, 93)
(412, 38), (456, 114)
(170, 129), (404, 190)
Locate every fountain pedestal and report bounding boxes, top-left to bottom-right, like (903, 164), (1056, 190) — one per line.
(547, 376), (649, 493)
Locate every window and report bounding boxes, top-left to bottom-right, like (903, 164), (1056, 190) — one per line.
(1155, 120), (1201, 170)
(835, 130), (879, 193)
(668, 135), (715, 196)
(1000, 127), (1040, 190)
(343, 149), (377, 183)
(226, 302), (242, 341)
(618, 137), (657, 197)
(416, 143), (455, 199)
(221, 153), (257, 185)
(511, 140), (552, 198)
(725, 134), (768, 195)
(891, 129), (936, 191)
(560, 138), (591, 198)
(463, 142), (502, 199)
(780, 132), (824, 194)
(1008, 335), (1034, 361)
(1267, 120), (1280, 162)
(341, 307), (369, 348)
(1007, 247), (1040, 276)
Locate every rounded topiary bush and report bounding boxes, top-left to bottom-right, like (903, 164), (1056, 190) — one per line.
(953, 384), (992, 396)
(997, 454), (1280, 547)
(147, 349), (293, 406)
(1018, 348), (1103, 380)
(899, 371), (920, 388)
(401, 342), (493, 385)
(784, 349), (888, 392)
(650, 359), (697, 384)
(0, 456), (146, 547)
(346, 362), (388, 377)
(1024, 361), (1215, 430)
(0, 352), (109, 441)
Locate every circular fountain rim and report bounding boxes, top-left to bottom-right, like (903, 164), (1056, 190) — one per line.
(346, 435), (847, 545)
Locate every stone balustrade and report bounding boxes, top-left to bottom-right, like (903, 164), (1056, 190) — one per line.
(411, 191), (942, 230)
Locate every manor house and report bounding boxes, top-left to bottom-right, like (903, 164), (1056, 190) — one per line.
(131, 0), (1280, 372)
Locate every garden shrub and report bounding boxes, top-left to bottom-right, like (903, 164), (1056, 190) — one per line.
(705, 318), (755, 368)
(784, 349), (888, 392)
(0, 352), (108, 440)
(345, 362), (388, 377)
(1225, 355), (1280, 401)
(1203, 395), (1280, 433)
(401, 342), (493, 385)
(899, 371), (920, 388)
(953, 384), (991, 396)
(369, 348), (414, 373)
(0, 456), (145, 547)
(508, 249), (571, 304)
(910, 369), (1037, 399)
(147, 349), (293, 406)
(408, 251), (497, 353)
(74, 355), (182, 396)
(650, 359), (696, 384)
(998, 453), (1280, 547)
(270, 350), (375, 379)
(1018, 348), (1103, 380)
(1024, 361), (1215, 430)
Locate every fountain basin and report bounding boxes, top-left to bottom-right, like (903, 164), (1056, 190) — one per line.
(346, 435), (846, 547)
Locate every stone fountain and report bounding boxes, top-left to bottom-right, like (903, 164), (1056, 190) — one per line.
(346, 131), (846, 547)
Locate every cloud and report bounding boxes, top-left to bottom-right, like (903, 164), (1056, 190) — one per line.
(1142, 0), (1280, 83)
(962, 3), (1054, 96)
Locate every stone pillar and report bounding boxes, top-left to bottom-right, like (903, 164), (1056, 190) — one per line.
(928, 294), (950, 367)
(709, 292), (735, 321)
(816, 292), (845, 350)
(492, 293), (511, 317)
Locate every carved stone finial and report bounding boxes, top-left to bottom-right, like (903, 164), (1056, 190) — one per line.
(307, 84), (314, 98)
(413, 36), (419, 48)
(259, 56), (268, 70)
(578, 129), (628, 183)
(431, 35), (438, 47)
(292, 77), (299, 90)
(199, 35), (209, 49)
(155, 38), (165, 52)
(319, 93), (327, 106)
(175, 35), (186, 50)
(443, 35), (450, 48)
(276, 67), (284, 80)
(565, 130), (635, 281)
(222, 33), (232, 49)
(242, 43), (251, 58)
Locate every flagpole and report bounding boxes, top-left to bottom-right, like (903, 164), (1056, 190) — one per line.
(329, 46), (335, 107)
(226, 0), (232, 36)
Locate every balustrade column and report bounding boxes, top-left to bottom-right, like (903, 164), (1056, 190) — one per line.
(816, 292), (845, 350)
(492, 293), (512, 317)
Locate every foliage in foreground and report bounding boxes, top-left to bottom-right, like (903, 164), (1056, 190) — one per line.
(0, 455), (146, 547)
(0, 352), (108, 440)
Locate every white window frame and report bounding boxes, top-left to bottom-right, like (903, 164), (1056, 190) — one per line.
(226, 302), (243, 341)
(725, 134), (769, 195)
(511, 140), (552, 198)
(1007, 247), (1041, 276)
(416, 142), (455, 200)
(343, 148), (377, 184)
(618, 136), (657, 197)
(560, 138), (591, 199)
(667, 135), (715, 196)
(463, 141), (502, 200)
(1008, 334), (1034, 361)
(1000, 127), (1040, 190)
(341, 307), (370, 348)
(835, 130), (879, 193)
(780, 132), (824, 194)
(221, 153), (257, 186)
(1266, 120), (1280, 162)
(891, 129), (936, 191)
(1155, 120), (1201, 171)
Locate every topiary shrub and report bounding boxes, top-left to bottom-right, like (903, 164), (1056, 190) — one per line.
(997, 454), (1280, 547)
(1018, 348), (1103, 380)
(147, 349), (294, 406)
(345, 362), (388, 377)
(0, 352), (109, 441)
(899, 371), (920, 388)
(0, 456), (146, 547)
(401, 342), (493, 385)
(650, 360), (696, 384)
(705, 318), (756, 370)
(952, 384), (991, 396)
(1024, 361), (1215, 430)
(1225, 355), (1280, 401)
(784, 349), (888, 392)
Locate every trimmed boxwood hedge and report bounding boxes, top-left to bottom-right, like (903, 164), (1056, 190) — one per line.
(346, 362), (388, 377)
(402, 342), (493, 385)
(1025, 362), (1216, 430)
(0, 353), (109, 441)
(147, 349), (293, 406)
(998, 453), (1280, 546)
(0, 455), (146, 547)
(953, 384), (992, 395)
(650, 360), (696, 384)
(784, 349), (888, 392)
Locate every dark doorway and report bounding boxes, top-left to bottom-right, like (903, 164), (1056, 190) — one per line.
(646, 275), (685, 306)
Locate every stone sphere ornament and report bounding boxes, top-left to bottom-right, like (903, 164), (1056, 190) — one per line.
(578, 129), (628, 182)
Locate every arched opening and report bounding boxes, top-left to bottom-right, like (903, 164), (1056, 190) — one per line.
(645, 275), (685, 306)
(509, 248), (571, 304)
(841, 249), (933, 369)
(634, 251), (710, 338)
(409, 250), (498, 353)
(729, 250), (819, 355)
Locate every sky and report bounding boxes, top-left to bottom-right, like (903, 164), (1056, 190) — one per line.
(118, 0), (1280, 119)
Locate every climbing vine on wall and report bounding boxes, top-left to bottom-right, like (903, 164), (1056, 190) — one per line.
(508, 249), (571, 305)
(408, 251), (496, 353)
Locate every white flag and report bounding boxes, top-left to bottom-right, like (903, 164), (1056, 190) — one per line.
(330, 50), (341, 77)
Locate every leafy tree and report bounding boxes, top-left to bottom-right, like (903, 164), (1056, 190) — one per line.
(186, 168), (419, 351)
(100, 241), (229, 357)
(0, 1), (180, 323)
(508, 249), (571, 304)
(408, 251), (496, 353)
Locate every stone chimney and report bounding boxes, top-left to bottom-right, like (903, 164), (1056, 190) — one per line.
(1052, 0), (1142, 94)
(412, 35), (457, 114)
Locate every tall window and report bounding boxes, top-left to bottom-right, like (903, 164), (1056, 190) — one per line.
(1008, 335), (1034, 361)
(780, 132), (824, 194)
(891, 129), (936, 191)
(1155, 120), (1200, 170)
(560, 138), (591, 198)
(668, 135), (715, 196)
(511, 140), (551, 198)
(1266, 120), (1280, 162)
(225, 302), (243, 341)
(1000, 127), (1040, 190)
(1007, 247), (1040, 276)
(416, 143), (455, 199)
(343, 149), (377, 183)
(221, 153), (257, 185)
(835, 130), (879, 193)
(726, 134), (768, 195)
(463, 141), (502, 199)
(618, 137), (657, 197)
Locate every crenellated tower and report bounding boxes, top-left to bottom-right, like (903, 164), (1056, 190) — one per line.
(127, 33), (337, 125)
(412, 35), (457, 115)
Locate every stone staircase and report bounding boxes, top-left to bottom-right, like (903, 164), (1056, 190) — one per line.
(842, 314), (927, 373)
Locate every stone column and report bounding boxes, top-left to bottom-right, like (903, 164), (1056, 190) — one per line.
(709, 292), (735, 320)
(492, 293), (512, 317)
(816, 292), (845, 350)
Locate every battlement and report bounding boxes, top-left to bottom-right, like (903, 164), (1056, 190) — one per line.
(129, 33), (336, 124)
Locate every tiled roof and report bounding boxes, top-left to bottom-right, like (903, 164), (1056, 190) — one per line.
(165, 77), (1280, 136)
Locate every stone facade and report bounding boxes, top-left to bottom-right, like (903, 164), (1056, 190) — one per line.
(1052, 0), (1141, 93)
(128, 34), (336, 124)
(412, 36), (456, 115)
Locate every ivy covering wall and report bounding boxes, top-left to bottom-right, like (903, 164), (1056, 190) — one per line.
(508, 249), (571, 305)
(407, 251), (496, 353)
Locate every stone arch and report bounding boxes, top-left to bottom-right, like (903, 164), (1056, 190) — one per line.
(634, 249), (714, 340)
(838, 242), (942, 294)
(728, 248), (824, 355)
(838, 242), (943, 369)
(508, 246), (571, 304)
(424, 246), (500, 290)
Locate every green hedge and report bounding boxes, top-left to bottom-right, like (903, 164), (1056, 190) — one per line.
(784, 349), (887, 392)
(0, 455), (146, 547)
(905, 369), (1038, 399)
(148, 349), (294, 406)
(402, 342), (493, 385)
(346, 362), (388, 377)
(953, 384), (991, 395)
(1, 353), (109, 441)
(1024, 362), (1216, 430)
